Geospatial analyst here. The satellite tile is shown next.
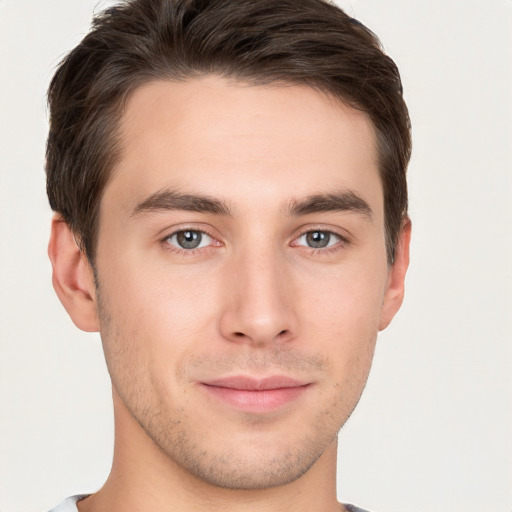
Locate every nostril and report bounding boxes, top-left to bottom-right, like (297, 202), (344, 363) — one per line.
(234, 332), (245, 337)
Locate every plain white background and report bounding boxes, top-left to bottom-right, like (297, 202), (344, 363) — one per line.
(0, 1), (511, 511)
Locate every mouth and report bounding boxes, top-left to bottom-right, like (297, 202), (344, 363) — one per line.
(199, 375), (312, 413)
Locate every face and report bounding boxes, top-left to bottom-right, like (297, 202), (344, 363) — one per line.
(90, 77), (405, 489)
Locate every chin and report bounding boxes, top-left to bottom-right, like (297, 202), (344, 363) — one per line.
(182, 449), (322, 490)
(152, 425), (339, 490)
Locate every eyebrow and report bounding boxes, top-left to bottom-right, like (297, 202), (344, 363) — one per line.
(131, 188), (372, 219)
(288, 191), (373, 218)
(131, 189), (233, 217)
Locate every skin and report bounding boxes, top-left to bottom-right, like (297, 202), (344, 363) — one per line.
(49, 76), (410, 512)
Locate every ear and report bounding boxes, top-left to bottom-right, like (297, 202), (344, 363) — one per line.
(379, 218), (411, 331)
(48, 215), (100, 332)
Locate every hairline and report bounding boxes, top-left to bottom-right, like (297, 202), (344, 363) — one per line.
(85, 72), (398, 264)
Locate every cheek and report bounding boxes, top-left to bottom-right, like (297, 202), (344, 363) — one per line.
(298, 267), (384, 378)
(301, 265), (387, 335)
(96, 258), (223, 377)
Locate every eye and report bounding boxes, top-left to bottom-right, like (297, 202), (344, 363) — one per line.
(296, 230), (342, 249)
(165, 230), (213, 250)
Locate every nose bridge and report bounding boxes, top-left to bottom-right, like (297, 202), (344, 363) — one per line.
(220, 241), (296, 345)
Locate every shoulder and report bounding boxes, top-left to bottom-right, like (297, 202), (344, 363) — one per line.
(48, 495), (90, 512)
(345, 505), (373, 512)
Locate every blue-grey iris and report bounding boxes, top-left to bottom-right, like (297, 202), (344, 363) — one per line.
(306, 231), (330, 248)
(176, 230), (202, 249)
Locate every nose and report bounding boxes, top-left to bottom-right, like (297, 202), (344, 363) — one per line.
(219, 247), (298, 346)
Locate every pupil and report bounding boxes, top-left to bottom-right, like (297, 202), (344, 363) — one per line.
(177, 230), (201, 249)
(306, 231), (329, 248)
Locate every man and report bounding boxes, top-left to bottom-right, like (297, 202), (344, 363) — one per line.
(46, 0), (411, 511)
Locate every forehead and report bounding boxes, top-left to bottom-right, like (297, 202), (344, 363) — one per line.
(106, 76), (381, 215)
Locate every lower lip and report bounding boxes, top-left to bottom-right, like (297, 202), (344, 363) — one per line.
(200, 384), (310, 413)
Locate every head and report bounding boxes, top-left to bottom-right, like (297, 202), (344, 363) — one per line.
(46, 0), (411, 494)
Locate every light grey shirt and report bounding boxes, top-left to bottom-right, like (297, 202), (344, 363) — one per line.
(48, 495), (89, 512)
(49, 495), (372, 512)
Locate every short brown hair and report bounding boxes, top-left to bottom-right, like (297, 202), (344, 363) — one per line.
(46, 0), (411, 264)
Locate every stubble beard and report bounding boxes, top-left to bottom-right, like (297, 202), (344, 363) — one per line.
(120, 388), (345, 491)
(95, 282), (370, 491)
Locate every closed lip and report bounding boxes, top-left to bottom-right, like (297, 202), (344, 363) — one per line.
(199, 375), (312, 413)
(201, 375), (311, 391)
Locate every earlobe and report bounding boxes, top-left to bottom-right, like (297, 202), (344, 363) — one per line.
(48, 216), (100, 332)
(379, 218), (411, 331)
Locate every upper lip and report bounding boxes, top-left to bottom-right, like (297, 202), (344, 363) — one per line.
(201, 375), (310, 391)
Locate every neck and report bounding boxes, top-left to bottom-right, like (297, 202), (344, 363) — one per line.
(78, 392), (343, 512)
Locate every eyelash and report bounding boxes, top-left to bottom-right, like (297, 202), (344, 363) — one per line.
(161, 228), (220, 256)
(291, 229), (349, 255)
(161, 227), (349, 256)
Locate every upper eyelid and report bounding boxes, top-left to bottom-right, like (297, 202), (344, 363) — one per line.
(160, 228), (214, 251)
(297, 230), (342, 240)
(164, 227), (211, 237)
(292, 225), (350, 242)
(160, 225), (219, 242)
(159, 225), (350, 247)
(161, 229), (219, 254)
(165, 229), (213, 240)
(292, 230), (346, 247)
